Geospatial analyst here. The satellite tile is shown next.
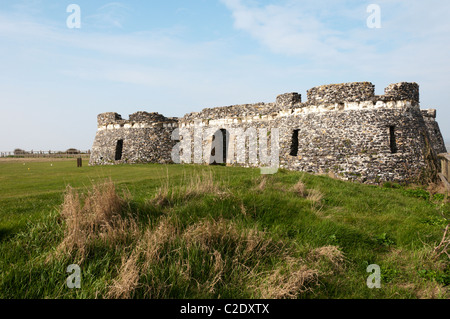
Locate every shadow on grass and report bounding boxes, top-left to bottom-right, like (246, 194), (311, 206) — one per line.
(0, 227), (15, 242)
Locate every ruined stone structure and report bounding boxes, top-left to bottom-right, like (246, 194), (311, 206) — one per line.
(89, 82), (447, 184)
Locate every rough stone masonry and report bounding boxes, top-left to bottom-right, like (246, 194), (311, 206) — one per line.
(89, 82), (447, 184)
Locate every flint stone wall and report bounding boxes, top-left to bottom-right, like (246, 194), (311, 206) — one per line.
(421, 109), (447, 155)
(89, 82), (445, 184)
(89, 111), (178, 165)
(179, 105), (435, 183)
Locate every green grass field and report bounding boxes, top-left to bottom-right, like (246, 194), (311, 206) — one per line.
(0, 159), (449, 299)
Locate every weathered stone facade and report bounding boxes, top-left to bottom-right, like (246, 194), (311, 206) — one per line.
(89, 112), (178, 165)
(89, 82), (447, 184)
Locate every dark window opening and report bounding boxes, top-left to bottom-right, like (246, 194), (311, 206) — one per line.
(389, 126), (397, 154)
(115, 140), (124, 161)
(290, 130), (300, 156)
(221, 129), (227, 163)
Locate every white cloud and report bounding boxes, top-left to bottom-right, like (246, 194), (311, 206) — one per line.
(220, 0), (450, 138)
(221, 0), (342, 57)
(84, 2), (132, 29)
(220, 0), (450, 71)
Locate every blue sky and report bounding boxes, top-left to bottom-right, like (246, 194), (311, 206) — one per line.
(0, 0), (449, 151)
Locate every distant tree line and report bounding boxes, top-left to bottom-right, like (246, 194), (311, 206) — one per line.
(13, 148), (88, 155)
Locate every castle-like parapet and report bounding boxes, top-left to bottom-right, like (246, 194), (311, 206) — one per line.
(97, 112), (123, 126)
(306, 82), (375, 104)
(383, 82), (419, 103)
(276, 93), (302, 107)
(129, 111), (174, 123)
(97, 111), (178, 131)
(98, 111), (177, 125)
(306, 81), (420, 105)
(180, 81), (423, 126)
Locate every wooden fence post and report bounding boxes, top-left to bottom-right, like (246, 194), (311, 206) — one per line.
(438, 153), (450, 191)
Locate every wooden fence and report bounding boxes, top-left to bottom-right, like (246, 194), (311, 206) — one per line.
(438, 153), (450, 191)
(0, 150), (91, 158)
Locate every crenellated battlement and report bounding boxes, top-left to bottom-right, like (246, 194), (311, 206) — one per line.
(180, 82), (421, 124)
(276, 92), (302, 107)
(97, 82), (422, 128)
(306, 82), (375, 104)
(384, 82), (419, 103)
(97, 111), (178, 128)
(129, 111), (173, 123)
(306, 82), (419, 104)
(97, 112), (123, 126)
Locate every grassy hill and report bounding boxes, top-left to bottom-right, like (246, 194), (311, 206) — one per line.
(0, 159), (449, 299)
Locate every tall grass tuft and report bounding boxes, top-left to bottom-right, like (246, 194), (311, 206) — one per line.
(51, 179), (138, 263)
(309, 245), (346, 270)
(254, 258), (319, 299)
(107, 252), (140, 299)
(292, 180), (306, 197)
(101, 215), (322, 299)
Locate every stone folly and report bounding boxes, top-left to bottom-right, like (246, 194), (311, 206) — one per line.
(89, 82), (447, 184)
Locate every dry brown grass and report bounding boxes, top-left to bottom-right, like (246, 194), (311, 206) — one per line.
(415, 281), (448, 299)
(48, 176), (324, 299)
(433, 224), (450, 260)
(292, 180), (306, 197)
(397, 278), (448, 299)
(182, 218), (275, 259)
(102, 215), (323, 299)
(257, 176), (267, 191)
(240, 202), (247, 216)
(105, 217), (280, 298)
(51, 179), (138, 263)
(427, 181), (449, 198)
(181, 218), (321, 298)
(306, 189), (324, 203)
(182, 218), (241, 250)
(151, 183), (171, 207)
(138, 216), (178, 269)
(327, 170), (339, 180)
(51, 177), (327, 299)
(107, 252), (140, 299)
(291, 179), (324, 209)
(105, 216), (179, 299)
(256, 258), (319, 299)
(207, 250), (225, 293)
(309, 245), (346, 270)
